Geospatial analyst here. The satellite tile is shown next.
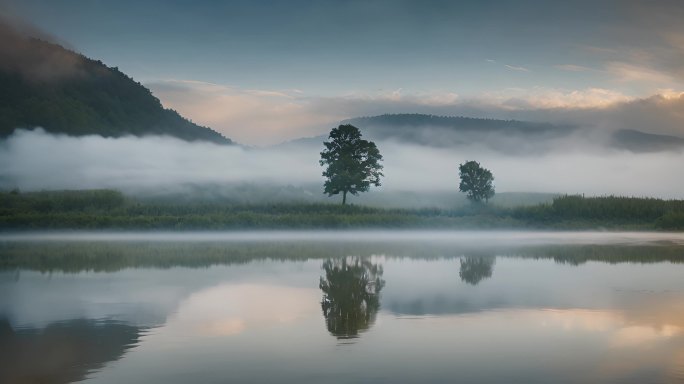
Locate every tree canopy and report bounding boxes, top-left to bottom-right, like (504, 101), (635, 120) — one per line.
(459, 160), (495, 203)
(320, 124), (383, 205)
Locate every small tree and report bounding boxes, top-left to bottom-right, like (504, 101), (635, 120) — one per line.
(320, 124), (383, 205)
(459, 160), (495, 203)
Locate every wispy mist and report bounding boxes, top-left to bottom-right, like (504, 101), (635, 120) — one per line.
(2, 129), (683, 200)
(0, 16), (85, 82)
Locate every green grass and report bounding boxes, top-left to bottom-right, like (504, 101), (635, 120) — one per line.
(0, 189), (682, 230)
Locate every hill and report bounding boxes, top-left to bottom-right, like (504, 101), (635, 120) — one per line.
(345, 114), (572, 138)
(0, 22), (231, 144)
(338, 114), (684, 153)
(280, 114), (577, 150)
(342, 114), (576, 152)
(611, 129), (684, 153)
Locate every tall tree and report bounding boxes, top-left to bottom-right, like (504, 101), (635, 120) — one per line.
(459, 160), (495, 203)
(320, 124), (383, 205)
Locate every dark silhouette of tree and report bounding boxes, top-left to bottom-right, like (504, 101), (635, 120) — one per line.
(319, 257), (385, 339)
(320, 124), (383, 205)
(459, 160), (495, 203)
(459, 255), (495, 285)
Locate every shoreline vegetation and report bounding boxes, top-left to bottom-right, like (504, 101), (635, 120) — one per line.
(2, 241), (684, 273)
(1, 189), (683, 231)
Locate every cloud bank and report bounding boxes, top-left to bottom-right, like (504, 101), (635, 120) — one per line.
(2, 129), (683, 199)
(148, 79), (684, 146)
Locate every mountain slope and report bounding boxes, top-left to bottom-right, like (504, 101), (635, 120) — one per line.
(0, 22), (231, 144)
(612, 129), (684, 153)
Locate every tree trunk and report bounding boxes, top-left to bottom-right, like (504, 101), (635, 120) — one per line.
(342, 190), (347, 205)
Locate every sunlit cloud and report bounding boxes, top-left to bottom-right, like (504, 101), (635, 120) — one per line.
(148, 78), (655, 145)
(162, 284), (320, 337)
(148, 79), (339, 146)
(476, 87), (632, 110)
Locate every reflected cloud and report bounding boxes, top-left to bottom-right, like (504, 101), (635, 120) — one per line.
(612, 325), (681, 347)
(1, 243), (684, 383)
(166, 283), (320, 338)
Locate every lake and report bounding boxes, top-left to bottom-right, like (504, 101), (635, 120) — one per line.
(2, 231), (684, 384)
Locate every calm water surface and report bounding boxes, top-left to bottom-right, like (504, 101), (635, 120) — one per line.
(2, 231), (684, 384)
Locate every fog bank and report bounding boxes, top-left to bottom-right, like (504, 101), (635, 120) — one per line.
(2, 129), (684, 199)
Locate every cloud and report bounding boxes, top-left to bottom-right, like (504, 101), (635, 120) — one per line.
(475, 87), (632, 110)
(582, 2), (684, 87)
(149, 77), (652, 146)
(554, 64), (592, 72)
(504, 64), (530, 72)
(604, 61), (674, 84)
(590, 93), (684, 136)
(147, 79), (340, 146)
(147, 74), (684, 148)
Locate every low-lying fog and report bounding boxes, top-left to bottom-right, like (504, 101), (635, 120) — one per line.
(2, 230), (684, 245)
(1, 128), (683, 200)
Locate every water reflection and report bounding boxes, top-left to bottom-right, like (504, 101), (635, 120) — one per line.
(319, 257), (385, 339)
(459, 255), (496, 285)
(3, 241), (684, 274)
(0, 318), (141, 384)
(2, 235), (684, 383)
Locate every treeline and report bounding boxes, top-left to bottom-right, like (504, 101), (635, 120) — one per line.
(512, 195), (684, 229)
(2, 241), (683, 274)
(0, 190), (683, 230)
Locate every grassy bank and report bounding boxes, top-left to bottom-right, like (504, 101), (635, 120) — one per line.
(0, 189), (683, 230)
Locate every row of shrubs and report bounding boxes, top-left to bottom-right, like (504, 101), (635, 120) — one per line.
(1, 190), (683, 230)
(509, 195), (684, 229)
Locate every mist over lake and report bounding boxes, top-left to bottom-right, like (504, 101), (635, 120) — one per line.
(3, 231), (684, 383)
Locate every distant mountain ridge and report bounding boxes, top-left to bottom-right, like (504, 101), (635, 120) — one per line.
(344, 114), (572, 135)
(341, 113), (577, 153)
(0, 23), (231, 144)
(284, 114), (684, 154)
(611, 129), (684, 153)
(346, 114), (684, 153)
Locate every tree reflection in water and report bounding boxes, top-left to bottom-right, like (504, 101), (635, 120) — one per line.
(319, 257), (385, 339)
(459, 255), (495, 285)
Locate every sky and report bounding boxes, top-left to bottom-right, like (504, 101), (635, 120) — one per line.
(2, 0), (684, 145)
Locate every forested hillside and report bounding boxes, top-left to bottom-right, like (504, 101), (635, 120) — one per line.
(0, 23), (231, 144)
